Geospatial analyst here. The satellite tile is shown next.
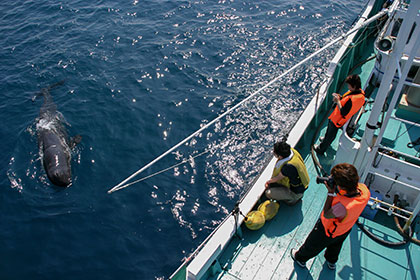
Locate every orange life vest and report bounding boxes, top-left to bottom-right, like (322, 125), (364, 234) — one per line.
(321, 183), (370, 238)
(329, 90), (365, 128)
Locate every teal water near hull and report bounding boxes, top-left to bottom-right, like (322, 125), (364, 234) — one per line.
(0, 0), (366, 279)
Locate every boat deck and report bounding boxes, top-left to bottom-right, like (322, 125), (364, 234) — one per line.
(207, 55), (420, 279)
(166, 2), (420, 279)
(208, 131), (420, 280)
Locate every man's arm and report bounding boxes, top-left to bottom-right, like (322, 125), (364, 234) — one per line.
(322, 183), (347, 220)
(265, 163), (294, 187)
(324, 202), (347, 220)
(333, 93), (342, 109)
(323, 195), (335, 218)
(265, 172), (285, 187)
(340, 98), (352, 118)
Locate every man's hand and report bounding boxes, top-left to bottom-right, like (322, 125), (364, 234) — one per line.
(332, 93), (341, 104)
(324, 181), (335, 194)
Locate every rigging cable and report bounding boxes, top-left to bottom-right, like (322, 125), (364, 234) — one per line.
(108, 8), (389, 194)
(108, 150), (209, 193)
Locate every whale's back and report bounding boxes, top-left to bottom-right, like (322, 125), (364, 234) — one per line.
(40, 129), (71, 187)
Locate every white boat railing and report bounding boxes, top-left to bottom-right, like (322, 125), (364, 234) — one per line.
(369, 196), (412, 221)
(390, 116), (420, 128)
(377, 146), (420, 164)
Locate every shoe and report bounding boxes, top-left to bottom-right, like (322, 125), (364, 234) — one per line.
(326, 261), (336, 270)
(290, 248), (306, 268)
(313, 144), (324, 155)
(319, 136), (325, 143)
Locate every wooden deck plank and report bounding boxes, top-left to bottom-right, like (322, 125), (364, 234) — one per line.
(249, 172), (324, 278)
(232, 202), (308, 279)
(208, 119), (420, 280)
(271, 155), (328, 279)
(258, 157), (327, 279)
(406, 243), (420, 280)
(357, 225), (415, 280)
(214, 153), (326, 280)
(270, 186), (325, 279)
(210, 205), (282, 279)
(214, 271), (242, 280)
(250, 202), (314, 280)
(216, 231), (262, 278)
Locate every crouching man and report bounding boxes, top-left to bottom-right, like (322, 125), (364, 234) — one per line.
(265, 141), (310, 205)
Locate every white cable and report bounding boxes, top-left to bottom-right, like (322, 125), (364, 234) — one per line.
(108, 150), (209, 193)
(108, 9), (388, 194)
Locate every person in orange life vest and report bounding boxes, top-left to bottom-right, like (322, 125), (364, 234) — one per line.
(291, 163), (370, 270)
(314, 74), (365, 155)
(264, 141), (310, 206)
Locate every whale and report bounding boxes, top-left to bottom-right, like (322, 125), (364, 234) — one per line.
(34, 81), (81, 187)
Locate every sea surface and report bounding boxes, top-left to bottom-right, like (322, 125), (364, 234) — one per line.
(0, 0), (366, 279)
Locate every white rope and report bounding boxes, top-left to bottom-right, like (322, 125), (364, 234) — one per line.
(108, 150), (209, 193)
(108, 9), (388, 194)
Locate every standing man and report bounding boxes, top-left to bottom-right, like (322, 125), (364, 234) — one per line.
(291, 163), (370, 270)
(314, 74), (365, 155)
(265, 141), (310, 205)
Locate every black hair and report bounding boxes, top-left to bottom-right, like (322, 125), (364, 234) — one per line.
(345, 74), (361, 90)
(273, 141), (291, 158)
(331, 163), (359, 191)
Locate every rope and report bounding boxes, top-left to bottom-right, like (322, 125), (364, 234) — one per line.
(108, 150), (209, 193)
(108, 8), (389, 194)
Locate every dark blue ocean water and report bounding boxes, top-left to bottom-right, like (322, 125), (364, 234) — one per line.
(0, 0), (365, 279)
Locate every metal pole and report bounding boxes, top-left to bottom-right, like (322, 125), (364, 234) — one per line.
(360, 27), (420, 182)
(108, 9), (390, 193)
(354, 0), (420, 174)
